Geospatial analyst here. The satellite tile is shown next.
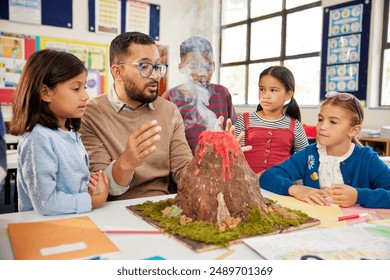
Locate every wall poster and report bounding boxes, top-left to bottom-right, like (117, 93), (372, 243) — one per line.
(88, 0), (160, 40)
(0, 0), (73, 28)
(320, 0), (371, 102)
(93, 0), (121, 35)
(0, 32), (37, 105)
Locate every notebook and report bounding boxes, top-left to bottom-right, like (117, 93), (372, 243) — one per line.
(8, 216), (120, 260)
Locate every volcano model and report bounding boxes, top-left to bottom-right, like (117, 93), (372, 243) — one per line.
(128, 130), (318, 250)
(174, 130), (270, 226)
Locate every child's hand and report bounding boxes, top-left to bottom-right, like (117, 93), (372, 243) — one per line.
(226, 118), (253, 152)
(327, 184), (358, 207)
(88, 172), (99, 195)
(90, 170), (109, 209)
(288, 185), (330, 206)
(214, 116), (253, 152)
(214, 115), (225, 131)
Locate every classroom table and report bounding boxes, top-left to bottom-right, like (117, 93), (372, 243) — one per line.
(1, 187), (388, 260)
(0, 190), (275, 260)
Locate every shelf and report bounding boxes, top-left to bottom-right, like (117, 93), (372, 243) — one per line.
(358, 137), (390, 156)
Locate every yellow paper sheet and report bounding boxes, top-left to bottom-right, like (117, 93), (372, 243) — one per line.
(370, 219), (390, 226)
(376, 210), (390, 220)
(271, 195), (345, 228)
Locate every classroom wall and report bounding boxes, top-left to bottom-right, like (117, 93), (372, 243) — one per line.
(1, 0), (389, 129)
(0, 0), (219, 89)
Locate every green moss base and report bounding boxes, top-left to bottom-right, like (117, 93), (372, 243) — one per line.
(133, 199), (310, 248)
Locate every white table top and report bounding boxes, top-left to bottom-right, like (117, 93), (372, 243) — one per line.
(0, 191), (275, 260)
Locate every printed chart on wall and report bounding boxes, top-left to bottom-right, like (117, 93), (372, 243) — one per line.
(0, 0), (73, 28)
(88, 0), (160, 40)
(125, 0), (161, 40)
(40, 37), (109, 98)
(320, 0), (371, 102)
(8, 0), (41, 25)
(126, 0), (151, 36)
(93, 0), (121, 35)
(0, 32), (38, 120)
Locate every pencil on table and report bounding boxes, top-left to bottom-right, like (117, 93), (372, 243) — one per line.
(102, 230), (163, 234)
(215, 249), (234, 260)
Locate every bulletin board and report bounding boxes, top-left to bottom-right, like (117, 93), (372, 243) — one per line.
(0, 0), (72, 28)
(0, 32), (109, 107)
(0, 32), (38, 104)
(320, 0), (371, 102)
(39, 37), (109, 95)
(88, 0), (161, 40)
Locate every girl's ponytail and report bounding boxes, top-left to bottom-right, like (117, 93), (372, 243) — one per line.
(285, 97), (301, 122)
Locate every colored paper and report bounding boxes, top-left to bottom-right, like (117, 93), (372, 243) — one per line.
(271, 195), (343, 228)
(271, 195), (389, 227)
(8, 216), (119, 260)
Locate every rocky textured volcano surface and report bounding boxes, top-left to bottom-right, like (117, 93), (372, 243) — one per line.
(174, 131), (269, 226)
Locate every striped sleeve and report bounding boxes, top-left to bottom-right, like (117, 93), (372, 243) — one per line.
(293, 120), (309, 152)
(234, 114), (246, 147)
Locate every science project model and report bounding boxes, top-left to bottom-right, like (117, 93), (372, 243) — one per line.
(128, 130), (319, 252)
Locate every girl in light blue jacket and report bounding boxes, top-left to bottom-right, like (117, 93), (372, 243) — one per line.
(9, 49), (108, 215)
